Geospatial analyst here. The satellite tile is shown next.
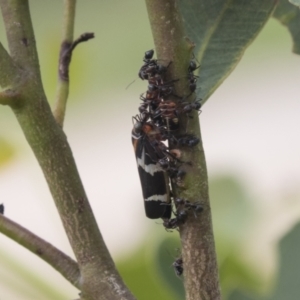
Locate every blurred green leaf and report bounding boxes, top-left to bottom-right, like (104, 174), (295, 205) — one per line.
(273, 0), (300, 54)
(227, 220), (300, 300)
(209, 175), (269, 298)
(289, 0), (300, 8)
(229, 290), (255, 300)
(0, 249), (70, 300)
(268, 221), (300, 300)
(210, 175), (255, 246)
(177, 0), (276, 104)
(155, 237), (184, 300)
(117, 238), (179, 300)
(220, 251), (266, 298)
(0, 137), (15, 167)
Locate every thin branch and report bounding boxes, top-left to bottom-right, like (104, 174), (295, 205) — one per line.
(145, 1), (221, 300)
(53, 31), (94, 127)
(53, 0), (76, 127)
(59, 33), (95, 82)
(62, 0), (77, 43)
(0, 214), (80, 289)
(0, 42), (18, 88)
(0, 0), (42, 83)
(52, 0), (94, 127)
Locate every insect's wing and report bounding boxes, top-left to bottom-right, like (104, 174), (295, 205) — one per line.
(133, 135), (171, 219)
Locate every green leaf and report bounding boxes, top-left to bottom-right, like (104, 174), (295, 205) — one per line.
(155, 237), (185, 300)
(273, 0), (300, 54)
(177, 0), (277, 103)
(209, 175), (268, 297)
(289, 0), (300, 7)
(210, 175), (255, 245)
(117, 237), (180, 300)
(227, 220), (300, 300)
(220, 251), (266, 299)
(268, 221), (300, 300)
(0, 249), (70, 300)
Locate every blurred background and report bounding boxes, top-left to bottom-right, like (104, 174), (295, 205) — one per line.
(1, 1), (300, 299)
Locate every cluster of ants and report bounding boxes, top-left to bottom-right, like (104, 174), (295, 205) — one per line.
(132, 49), (203, 276)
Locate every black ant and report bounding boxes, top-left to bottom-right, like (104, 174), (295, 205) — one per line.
(163, 209), (188, 231)
(169, 134), (200, 148)
(187, 59), (200, 95)
(181, 98), (202, 115)
(174, 198), (203, 216)
(173, 256), (183, 277)
(139, 50), (170, 80)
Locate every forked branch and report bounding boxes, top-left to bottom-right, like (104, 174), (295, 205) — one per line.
(0, 1), (135, 299)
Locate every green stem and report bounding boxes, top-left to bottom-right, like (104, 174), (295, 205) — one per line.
(62, 0), (76, 42)
(0, 214), (81, 289)
(145, 1), (221, 299)
(53, 0), (76, 127)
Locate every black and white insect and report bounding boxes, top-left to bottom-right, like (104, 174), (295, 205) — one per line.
(0, 203), (4, 215)
(132, 115), (172, 219)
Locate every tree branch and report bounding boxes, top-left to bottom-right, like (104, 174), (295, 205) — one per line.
(0, 2), (135, 299)
(0, 0), (42, 83)
(0, 214), (80, 289)
(145, 1), (221, 299)
(0, 42), (18, 88)
(53, 0), (76, 127)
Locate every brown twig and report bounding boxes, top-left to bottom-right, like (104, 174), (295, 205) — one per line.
(0, 214), (81, 288)
(53, 32), (94, 127)
(59, 32), (95, 82)
(53, 31), (94, 127)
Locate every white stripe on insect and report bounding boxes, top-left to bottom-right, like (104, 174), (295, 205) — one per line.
(137, 148), (162, 176)
(145, 194), (168, 202)
(131, 132), (142, 139)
